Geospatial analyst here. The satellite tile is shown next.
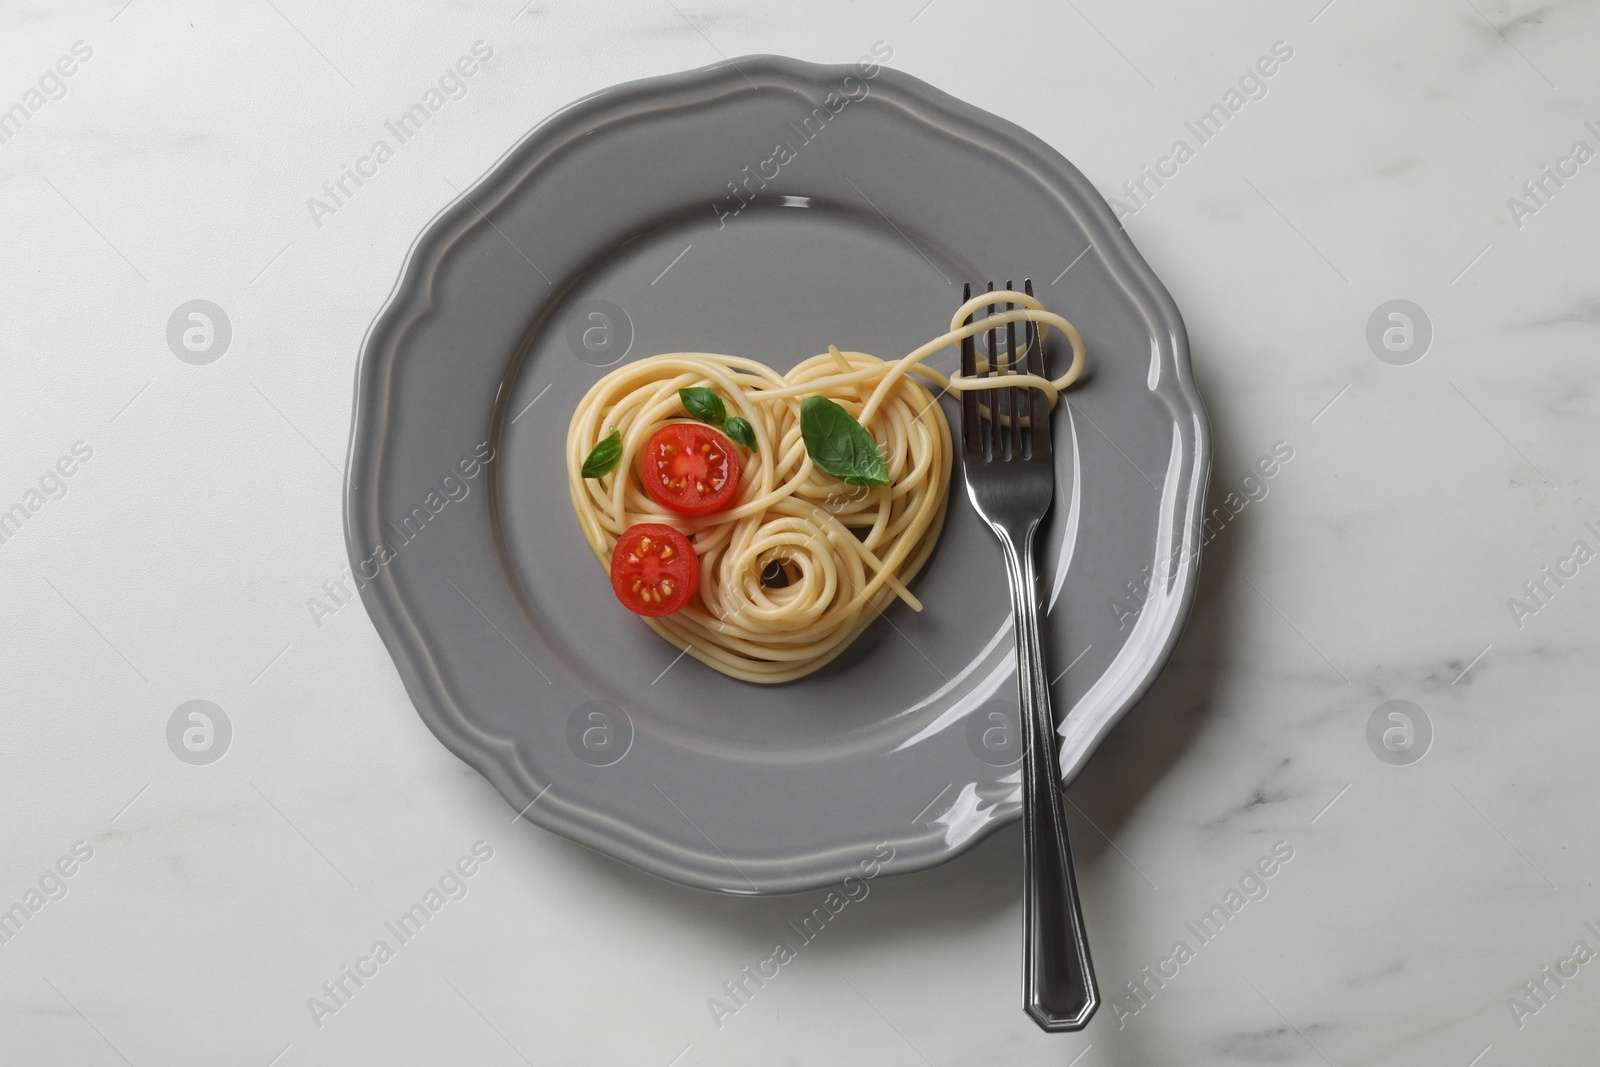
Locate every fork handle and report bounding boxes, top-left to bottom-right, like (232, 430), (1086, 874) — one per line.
(1000, 525), (1098, 1032)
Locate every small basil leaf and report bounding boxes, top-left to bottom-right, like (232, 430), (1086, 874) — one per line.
(800, 395), (889, 487)
(679, 386), (726, 426)
(723, 416), (757, 452)
(580, 428), (623, 478)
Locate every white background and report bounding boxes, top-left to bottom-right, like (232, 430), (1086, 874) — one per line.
(3, 1), (1598, 1064)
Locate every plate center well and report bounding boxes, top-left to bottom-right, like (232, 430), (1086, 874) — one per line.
(493, 199), (1014, 754)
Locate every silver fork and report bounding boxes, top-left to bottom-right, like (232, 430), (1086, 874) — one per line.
(959, 279), (1098, 1032)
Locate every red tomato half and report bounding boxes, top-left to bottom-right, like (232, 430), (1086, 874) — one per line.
(611, 523), (698, 616)
(641, 423), (740, 516)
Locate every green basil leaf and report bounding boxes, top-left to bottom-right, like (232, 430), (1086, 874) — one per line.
(723, 416), (757, 452)
(800, 395), (889, 486)
(580, 428), (623, 478)
(679, 386), (726, 426)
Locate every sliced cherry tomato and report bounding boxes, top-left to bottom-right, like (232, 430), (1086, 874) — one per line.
(611, 523), (698, 616)
(641, 423), (740, 516)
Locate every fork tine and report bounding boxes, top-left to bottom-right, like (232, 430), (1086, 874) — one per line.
(1005, 280), (1021, 461)
(960, 282), (978, 455)
(985, 282), (1000, 461)
(1026, 277), (1050, 459)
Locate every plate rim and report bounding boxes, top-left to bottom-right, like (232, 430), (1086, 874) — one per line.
(345, 53), (1211, 895)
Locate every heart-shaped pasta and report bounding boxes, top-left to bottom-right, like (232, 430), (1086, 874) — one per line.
(566, 289), (1085, 683)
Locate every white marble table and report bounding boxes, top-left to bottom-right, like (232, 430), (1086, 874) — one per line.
(4, 1), (1597, 1063)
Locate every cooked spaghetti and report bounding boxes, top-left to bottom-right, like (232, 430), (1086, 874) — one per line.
(565, 288), (1086, 683)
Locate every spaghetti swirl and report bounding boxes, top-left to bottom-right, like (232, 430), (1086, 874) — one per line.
(566, 288), (1085, 683)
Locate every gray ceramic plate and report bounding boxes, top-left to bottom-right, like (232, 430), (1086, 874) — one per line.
(345, 54), (1209, 895)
